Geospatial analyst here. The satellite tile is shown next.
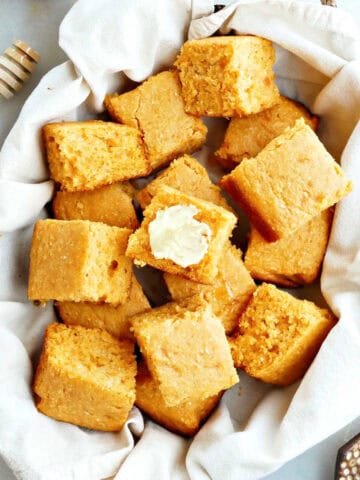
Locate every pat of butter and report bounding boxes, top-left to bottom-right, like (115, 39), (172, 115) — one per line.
(148, 205), (212, 268)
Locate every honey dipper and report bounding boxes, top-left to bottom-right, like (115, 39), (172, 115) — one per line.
(0, 40), (40, 99)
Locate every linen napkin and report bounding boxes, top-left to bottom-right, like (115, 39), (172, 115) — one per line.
(0, 1), (359, 479)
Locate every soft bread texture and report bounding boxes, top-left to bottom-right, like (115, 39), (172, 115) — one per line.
(131, 295), (238, 407)
(53, 183), (139, 229)
(164, 242), (255, 334)
(220, 119), (353, 241)
(43, 120), (150, 191)
(244, 209), (333, 287)
(57, 273), (150, 341)
(136, 362), (222, 436)
(215, 95), (319, 169)
(174, 36), (279, 117)
(126, 186), (237, 284)
(28, 220), (132, 304)
(136, 154), (234, 213)
(33, 323), (137, 431)
(104, 70), (207, 171)
(229, 283), (337, 386)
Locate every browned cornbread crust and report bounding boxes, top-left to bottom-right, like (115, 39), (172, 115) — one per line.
(244, 209), (333, 287)
(136, 154), (234, 213)
(220, 119), (353, 242)
(229, 283), (337, 386)
(28, 220), (132, 304)
(215, 95), (319, 169)
(53, 183), (139, 229)
(131, 295), (238, 407)
(104, 71), (207, 171)
(136, 362), (222, 436)
(56, 273), (150, 341)
(174, 36), (279, 117)
(43, 120), (150, 191)
(34, 323), (137, 431)
(126, 186), (237, 284)
(164, 242), (255, 334)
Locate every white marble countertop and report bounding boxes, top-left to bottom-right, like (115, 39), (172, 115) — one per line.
(0, 1), (359, 479)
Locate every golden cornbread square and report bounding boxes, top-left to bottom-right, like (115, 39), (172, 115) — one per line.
(174, 36), (279, 117)
(215, 95), (319, 169)
(229, 283), (336, 386)
(43, 120), (150, 191)
(33, 323), (136, 431)
(126, 186), (237, 284)
(131, 296), (238, 407)
(57, 273), (150, 341)
(220, 119), (353, 242)
(244, 209), (333, 287)
(104, 71), (207, 171)
(164, 242), (255, 334)
(53, 183), (139, 229)
(28, 220), (132, 304)
(135, 362), (222, 436)
(136, 154), (233, 213)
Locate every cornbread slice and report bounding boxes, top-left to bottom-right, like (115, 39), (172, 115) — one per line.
(104, 71), (207, 171)
(174, 36), (279, 117)
(28, 220), (132, 304)
(33, 323), (136, 431)
(43, 120), (150, 191)
(136, 154), (233, 213)
(131, 296), (238, 406)
(244, 209), (333, 287)
(229, 283), (336, 386)
(126, 186), (237, 284)
(220, 119), (353, 241)
(215, 96), (319, 169)
(164, 242), (255, 334)
(136, 362), (222, 436)
(53, 183), (139, 229)
(57, 274), (150, 340)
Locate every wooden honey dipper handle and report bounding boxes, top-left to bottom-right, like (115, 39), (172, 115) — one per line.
(0, 40), (40, 99)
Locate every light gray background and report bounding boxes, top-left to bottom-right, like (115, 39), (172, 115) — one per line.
(0, 1), (359, 479)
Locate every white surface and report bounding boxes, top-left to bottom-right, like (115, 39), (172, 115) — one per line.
(0, 1), (359, 479)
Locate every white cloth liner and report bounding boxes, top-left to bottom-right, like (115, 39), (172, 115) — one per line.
(0, 0), (359, 479)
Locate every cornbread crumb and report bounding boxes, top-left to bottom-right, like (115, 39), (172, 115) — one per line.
(164, 242), (255, 334)
(131, 295), (238, 406)
(28, 220), (132, 304)
(215, 96), (319, 169)
(136, 154), (233, 213)
(229, 283), (336, 385)
(244, 209), (333, 287)
(174, 36), (279, 117)
(33, 323), (136, 431)
(220, 119), (353, 241)
(43, 120), (150, 191)
(136, 362), (222, 436)
(104, 71), (207, 171)
(126, 186), (237, 284)
(53, 183), (139, 229)
(57, 274), (150, 340)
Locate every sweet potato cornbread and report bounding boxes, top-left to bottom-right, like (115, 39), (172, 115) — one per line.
(215, 95), (319, 169)
(220, 119), (352, 241)
(131, 295), (238, 406)
(104, 70), (207, 171)
(43, 120), (150, 191)
(174, 36), (279, 117)
(53, 182), (139, 229)
(28, 220), (132, 304)
(229, 284), (336, 385)
(244, 209), (333, 287)
(34, 323), (136, 431)
(126, 186), (236, 284)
